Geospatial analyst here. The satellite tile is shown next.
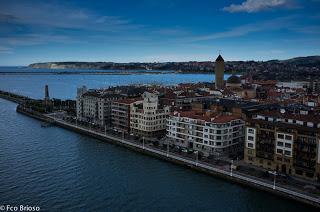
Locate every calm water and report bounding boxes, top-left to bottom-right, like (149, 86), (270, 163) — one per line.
(0, 67), (317, 211)
(0, 67), (221, 100)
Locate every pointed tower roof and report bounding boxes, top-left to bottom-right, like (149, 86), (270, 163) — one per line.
(216, 54), (224, 62)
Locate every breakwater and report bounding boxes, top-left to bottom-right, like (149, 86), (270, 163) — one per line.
(0, 90), (32, 104)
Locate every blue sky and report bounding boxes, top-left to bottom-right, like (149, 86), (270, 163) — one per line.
(0, 0), (320, 65)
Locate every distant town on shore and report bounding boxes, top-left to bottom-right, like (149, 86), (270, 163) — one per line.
(29, 56), (320, 81)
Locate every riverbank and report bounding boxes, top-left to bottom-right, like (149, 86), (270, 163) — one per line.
(14, 104), (320, 208)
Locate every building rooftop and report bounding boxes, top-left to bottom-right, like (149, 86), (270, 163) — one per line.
(172, 110), (241, 123)
(226, 75), (241, 84)
(257, 110), (320, 124)
(113, 98), (142, 104)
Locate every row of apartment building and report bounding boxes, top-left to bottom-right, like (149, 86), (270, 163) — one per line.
(76, 86), (244, 154)
(77, 87), (171, 139)
(76, 85), (320, 180)
(244, 108), (320, 180)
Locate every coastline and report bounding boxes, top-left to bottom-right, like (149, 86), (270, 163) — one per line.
(0, 71), (178, 75)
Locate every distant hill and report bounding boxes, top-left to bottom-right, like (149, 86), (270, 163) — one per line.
(29, 56), (320, 81)
(280, 56), (320, 67)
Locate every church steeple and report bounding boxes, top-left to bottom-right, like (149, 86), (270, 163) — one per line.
(216, 54), (224, 62)
(215, 53), (225, 89)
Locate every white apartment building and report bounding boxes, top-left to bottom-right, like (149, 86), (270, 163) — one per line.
(130, 92), (170, 138)
(76, 87), (122, 126)
(166, 111), (244, 157)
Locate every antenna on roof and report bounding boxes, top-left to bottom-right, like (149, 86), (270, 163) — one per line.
(218, 50), (221, 55)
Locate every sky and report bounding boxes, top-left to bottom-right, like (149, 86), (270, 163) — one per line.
(0, 0), (320, 66)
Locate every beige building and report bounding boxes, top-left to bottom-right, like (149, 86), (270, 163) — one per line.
(244, 109), (320, 180)
(130, 92), (170, 138)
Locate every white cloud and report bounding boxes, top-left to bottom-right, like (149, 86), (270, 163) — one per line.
(185, 16), (295, 42)
(223, 0), (294, 13)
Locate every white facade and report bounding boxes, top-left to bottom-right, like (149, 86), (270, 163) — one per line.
(130, 92), (170, 137)
(166, 113), (244, 157)
(246, 127), (256, 150)
(276, 132), (294, 157)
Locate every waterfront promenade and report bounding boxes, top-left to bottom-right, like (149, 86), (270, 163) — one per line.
(33, 110), (320, 208)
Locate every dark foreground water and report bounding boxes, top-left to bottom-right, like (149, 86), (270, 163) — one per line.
(0, 101), (318, 211)
(0, 67), (318, 211)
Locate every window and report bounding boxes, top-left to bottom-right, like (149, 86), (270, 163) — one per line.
(285, 135), (292, 140)
(277, 141), (283, 147)
(248, 143), (253, 148)
(277, 149), (283, 154)
(248, 149), (253, 155)
(247, 136), (254, 141)
(284, 150), (291, 156)
(248, 128), (254, 134)
(285, 143), (291, 148)
(277, 134), (284, 139)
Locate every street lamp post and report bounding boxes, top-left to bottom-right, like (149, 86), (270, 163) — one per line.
(272, 171), (277, 190)
(230, 160), (234, 177)
(142, 136), (145, 149)
(195, 151), (199, 166)
(166, 139), (169, 157)
(273, 172), (276, 190)
(268, 170), (277, 189)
